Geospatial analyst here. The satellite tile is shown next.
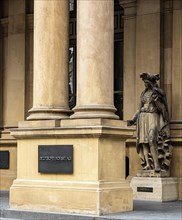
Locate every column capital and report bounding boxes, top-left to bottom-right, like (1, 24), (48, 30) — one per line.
(119, 0), (137, 19)
(119, 0), (137, 9)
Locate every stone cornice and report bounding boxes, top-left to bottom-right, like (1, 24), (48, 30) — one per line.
(119, 0), (137, 19)
(11, 126), (135, 140)
(119, 0), (137, 9)
(10, 119), (135, 140)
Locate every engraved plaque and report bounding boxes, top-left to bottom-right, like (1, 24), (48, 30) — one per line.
(137, 187), (153, 193)
(38, 145), (73, 174)
(0, 151), (10, 169)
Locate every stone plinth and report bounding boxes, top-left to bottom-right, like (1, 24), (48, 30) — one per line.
(10, 119), (134, 215)
(136, 169), (170, 178)
(131, 177), (178, 202)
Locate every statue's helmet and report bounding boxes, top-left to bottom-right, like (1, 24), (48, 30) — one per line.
(140, 72), (160, 85)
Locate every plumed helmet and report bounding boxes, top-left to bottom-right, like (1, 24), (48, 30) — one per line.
(140, 72), (160, 84)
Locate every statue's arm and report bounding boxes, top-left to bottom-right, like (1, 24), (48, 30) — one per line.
(127, 109), (141, 126)
(127, 92), (143, 126)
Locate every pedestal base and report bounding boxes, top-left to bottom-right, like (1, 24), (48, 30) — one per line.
(10, 119), (134, 215)
(130, 177), (178, 202)
(137, 169), (169, 177)
(10, 179), (133, 215)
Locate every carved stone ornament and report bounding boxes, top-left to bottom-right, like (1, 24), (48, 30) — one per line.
(127, 72), (173, 177)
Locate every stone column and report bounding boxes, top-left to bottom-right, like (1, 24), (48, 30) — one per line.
(171, 0), (182, 121)
(171, 0), (182, 200)
(119, 0), (137, 121)
(0, 22), (2, 127)
(27, 0), (70, 120)
(71, 0), (118, 119)
(135, 0), (161, 105)
(4, 0), (25, 127)
(162, 0), (173, 118)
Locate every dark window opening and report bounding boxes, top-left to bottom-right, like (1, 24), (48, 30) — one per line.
(69, 46), (76, 109)
(114, 40), (123, 119)
(26, 0), (34, 14)
(0, 0), (8, 18)
(69, 0), (77, 109)
(125, 156), (129, 178)
(114, 0), (123, 119)
(69, 0), (77, 13)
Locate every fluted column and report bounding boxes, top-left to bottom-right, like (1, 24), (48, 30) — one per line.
(27, 0), (70, 120)
(71, 0), (118, 119)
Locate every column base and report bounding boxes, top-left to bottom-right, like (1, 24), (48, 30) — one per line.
(27, 107), (71, 120)
(70, 105), (119, 119)
(10, 179), (133, 215)
(130, 177), (178, 202)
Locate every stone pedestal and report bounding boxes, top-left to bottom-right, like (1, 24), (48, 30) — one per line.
(130, 177), (178, 202)
(136, 169), (170, 178)
(10, 119), (134, 215)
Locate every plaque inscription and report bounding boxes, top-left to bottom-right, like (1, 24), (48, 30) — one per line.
(0, 151), (10, 169)
(38, 145), (73, 174)
(137, 187), (153, 193)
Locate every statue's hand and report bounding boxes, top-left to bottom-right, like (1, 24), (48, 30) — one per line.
(127, 120), (134, 126)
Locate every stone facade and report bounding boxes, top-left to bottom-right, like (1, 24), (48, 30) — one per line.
(0, 0), (181, 215)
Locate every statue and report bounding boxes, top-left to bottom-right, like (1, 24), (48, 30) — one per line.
(127, 73), (173, 177)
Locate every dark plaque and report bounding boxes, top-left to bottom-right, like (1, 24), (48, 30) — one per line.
(0, 151), (10, 169)
(137, 187), (153, 193)
(38, 145), (73, 174)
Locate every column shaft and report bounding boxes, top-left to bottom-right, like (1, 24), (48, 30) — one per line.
(4, 0), (25, 127)
(0, 22), (2, 127)
(71, 0), (118, 119)
(27, 0), (70, 120)
(120, 0), (137, 121)
(162, 0), (173, 118)
(135, 0), (161, 105)
(171, 0), (182, 120)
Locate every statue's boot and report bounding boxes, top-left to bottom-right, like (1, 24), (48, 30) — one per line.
(143, 165), (151, 170)
(155, 164), (161, 172)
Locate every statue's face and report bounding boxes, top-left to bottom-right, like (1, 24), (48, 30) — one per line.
(144, 81), (152, 89)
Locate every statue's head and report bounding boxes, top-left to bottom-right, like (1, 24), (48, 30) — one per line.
(140, 72), (160, 88)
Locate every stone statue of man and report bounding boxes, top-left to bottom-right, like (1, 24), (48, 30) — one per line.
(127, 73), (172, 175)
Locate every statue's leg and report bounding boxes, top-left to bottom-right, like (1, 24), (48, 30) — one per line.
(142, 144), (150, 170)
(149, 130), (161, 172)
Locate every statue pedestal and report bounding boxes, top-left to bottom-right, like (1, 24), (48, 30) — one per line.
(130, 176), (178, 202)
(136, 169), (170, 177)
